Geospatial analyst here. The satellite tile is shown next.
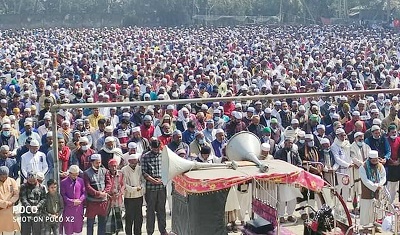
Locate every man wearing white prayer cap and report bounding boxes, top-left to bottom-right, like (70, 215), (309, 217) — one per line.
(259, 143), (273, 160)
(20, 139), (48, 181)
(121, 153), (144, 235)
(84, 153), (111, 235)
(122, 142), (139, 166)
(331, 127), (352, 202)
(359, 150), (386, 226)
(350, 131), (371, 205)
(69, 136), (95, 171)
(274, 136), (302, 223)
(130, 126), (150, 155)
(0, 165), (19, 233)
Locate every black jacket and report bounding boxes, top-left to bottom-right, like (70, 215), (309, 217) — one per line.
(274, 148), (302, 166)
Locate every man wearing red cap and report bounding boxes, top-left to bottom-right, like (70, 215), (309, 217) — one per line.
(106, 159), (124, 234)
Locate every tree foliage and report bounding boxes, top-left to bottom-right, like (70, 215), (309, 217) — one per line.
(0, 0), (398, 24)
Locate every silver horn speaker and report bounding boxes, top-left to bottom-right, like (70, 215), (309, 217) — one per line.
(161, 147), (237, 185)
(226, 131), (269, 173)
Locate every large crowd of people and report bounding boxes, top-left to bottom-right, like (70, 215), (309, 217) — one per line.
(0, 24), (398, 234)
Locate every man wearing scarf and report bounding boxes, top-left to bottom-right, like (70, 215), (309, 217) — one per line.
(83, 154), (111, 235)
(350, 132), (371, 205)
(106, 159), (124, 234)
(359, 150), (386, 226)
(274, 137), (303, 223)
(331, 128), (352, 201)
(298, 134), (323, 220)
(99, 136), (124, 170)
(129, 127), (150, 156)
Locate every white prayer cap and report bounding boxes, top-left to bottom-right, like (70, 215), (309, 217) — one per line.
(352, 111), (360, 116)
(2, 123), (10, 129)
(79, 136), (89, 143)
(122, 112), (130, 118)
(36, 172), (44, 181)
(91, 154), (101, 161)
(216, 129), (224, 134)
(291, 119), (299, 124)
(234, 112), (242, 119)
(0, 145), (9, 151)
(143, 115), (152, 121)
(128, 142), (137, 149)
(105, 126), (114, 133)
(317, 124), (325, 130)
(332, 113), (340, 119)
(373, 119), (382, 125)
(68, 165), (80, 174)
(320, 138), (330, 145)
(298, 131), (305, 137)
(105, 136), (115, 143)
(247, 107), (255, 113)
(368, 150), (379, 159)
(235, 103), (242, 108)
(46, 132), (53, 138)
(2, 117), (10, 124)
(30, 140), (39, 147)
(132, 127), (140, 133)
(261, 143), (270, 151)
(213, 109), (221, 114)
(264, 108), (272, 113)
(335, 128), (345, 135)
(167, 105), (174, 110)
(354, 132), (364, 138)
(128, 154), (139, 160)
(299, 105), (306, 111)
(371, 109), (379, 113)
(305, 134), (314, 139)
(371, 125), (380, 132)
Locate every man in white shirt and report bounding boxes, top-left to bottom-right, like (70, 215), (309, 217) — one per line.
(37, 114), (52, 138)
(331, 128), (352, 201)
(121, 154), (144, 235)
(20, 139), (48, 181)
(350, 132), (371, 205)
(18, 120), (41, 147)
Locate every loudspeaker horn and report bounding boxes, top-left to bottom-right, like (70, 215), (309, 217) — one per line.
(161, 147), (238, 185)
(225, 131), (269, 173)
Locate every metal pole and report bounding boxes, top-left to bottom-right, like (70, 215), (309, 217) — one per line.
(50, 88), (400, 111)
(51, 109), (60, 186)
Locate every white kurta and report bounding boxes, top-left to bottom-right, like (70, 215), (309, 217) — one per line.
(331, 140), (352, 200)
(225, 187), (241, 212)
(20, 151), (48, 179)
(359, 163), (386, 225)
(350, 142), (371, 195)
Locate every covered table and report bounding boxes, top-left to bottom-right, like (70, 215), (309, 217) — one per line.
(171, 160), (325, 235)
